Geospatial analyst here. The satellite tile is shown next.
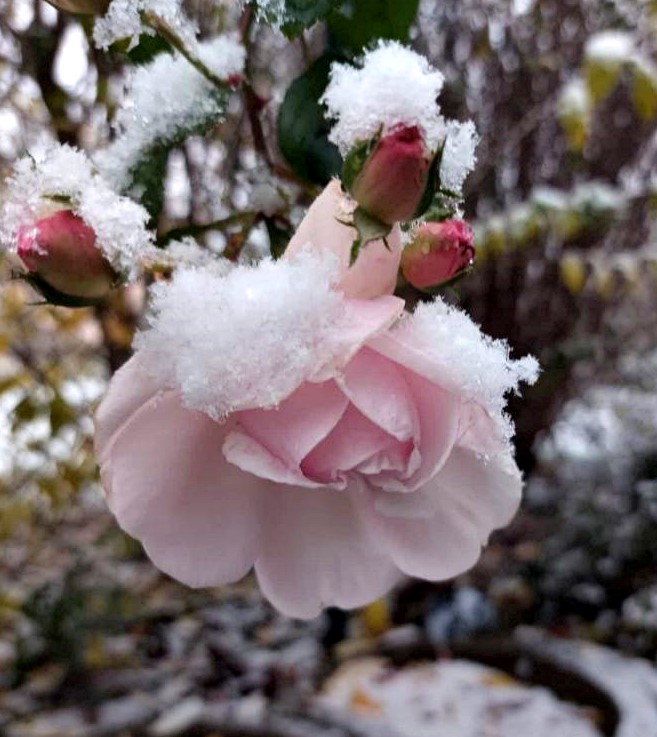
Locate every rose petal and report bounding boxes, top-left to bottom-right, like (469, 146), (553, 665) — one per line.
(94, 355), (162, 463)
(362, 444), (522, 581)
(337, 347), (418, 441)
(99, 391), (264, 587)
(236, 381), (349, 467)
(313, 296), (405, 383)
(370, 370), (460, 493)
(254, 483), (399, 619)
(284, 179), (403, 300)
(301, 404), (406, 486)
(224, 381), (349, 487)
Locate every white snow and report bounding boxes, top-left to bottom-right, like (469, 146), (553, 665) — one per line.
(135, 252), (537, 425)
(439, 119), (479, 194)
(321, 658), (602, 737)
(322, 42), (447, 155)
(95, 36), (244, 191)
(152, 237), (233, 272)
(559, 77), (591, 116)
(135, 252), (359, 418)
(371, 299), (539, 441)
(585, 30), (634, 65)
(0, 143), (154, 278)
(94, 0), (198, 52)
(517, 629), (657, 737)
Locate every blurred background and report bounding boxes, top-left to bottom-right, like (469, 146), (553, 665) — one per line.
(1, 0), (657, 735)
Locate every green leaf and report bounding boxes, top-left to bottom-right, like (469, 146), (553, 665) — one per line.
(341, 135), (377, 192)
(265, 217), (293, 259)
(277, 54), (342, 185)
(280, 0), (335, 37)
(413, 145), (442, 219)
(122, 87), (228, 223)
(126, 33), (173, 65)
(250, 0), (336, 38)
(328, 0), (420, 51)
(126, 144), (170, 226)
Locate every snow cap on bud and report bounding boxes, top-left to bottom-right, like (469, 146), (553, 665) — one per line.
(346, 125), (431, 225)
(401, 220), (475, 290)
(17, 210), (117, 303)
(46, 0), (110, 14)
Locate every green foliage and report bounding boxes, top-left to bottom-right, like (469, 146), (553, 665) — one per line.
(279, 0), (335, 37)
(12, 565), (136, 685)
(327, 0), (420, 51)
(342, 136), (377, 191)
(265, 217), (293, 259)
(124, 88), (228, 222)
(127, 145), (170, 226)
(250, 0), (420, 46)
(277, 54), (342, 185)
(125, 33), (174, 65)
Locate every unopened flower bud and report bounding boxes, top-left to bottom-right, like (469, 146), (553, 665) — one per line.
(346, 125), (431, 225)
(46, 0), (109, 14)
(401, 220), (475, 290)
(17, 210), (116, 303)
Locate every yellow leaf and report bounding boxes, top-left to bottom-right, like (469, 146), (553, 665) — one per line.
(632, 59), (657, 121)
(361, 598), (391, 638)
(560, 253), (587, 294)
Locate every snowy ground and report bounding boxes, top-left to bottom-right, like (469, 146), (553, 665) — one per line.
(322, 658), (602, 737)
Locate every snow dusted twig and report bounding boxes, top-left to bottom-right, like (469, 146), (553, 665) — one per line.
(140, 9), (236, 91)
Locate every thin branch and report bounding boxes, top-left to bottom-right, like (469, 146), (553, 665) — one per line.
(141, 10), (230, 91)
(157, 211), (259, 246)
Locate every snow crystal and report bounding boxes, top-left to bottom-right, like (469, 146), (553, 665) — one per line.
(585, 30), (634, 65)
(94, 0), (198, 52)
(322, 41), (447, 155)
(0, 144), (154, 277)
(136, 253), (369, 418)
(95, 36), (244, 191)
(322, 658), (601, 737)
(439, 120), (479, 194)
(371, 299), (539, 440)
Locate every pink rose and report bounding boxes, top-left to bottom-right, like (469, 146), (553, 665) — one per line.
(95, 182), (537, 619)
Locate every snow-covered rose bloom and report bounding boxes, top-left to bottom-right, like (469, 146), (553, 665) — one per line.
(95, 180), (538, 619)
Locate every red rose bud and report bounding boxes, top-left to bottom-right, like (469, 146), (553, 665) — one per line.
(17, 210), (116, 302)
(46, 0), (110, 13)
(401, 220), (475, 290)
(348, 125), (431, 225)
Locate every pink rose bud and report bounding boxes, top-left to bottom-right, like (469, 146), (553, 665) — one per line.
(347, 125), (431, 225)
(46, 0), (109, 13)
(17, 210), (116, 302)
(401, 220), (475, 290)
